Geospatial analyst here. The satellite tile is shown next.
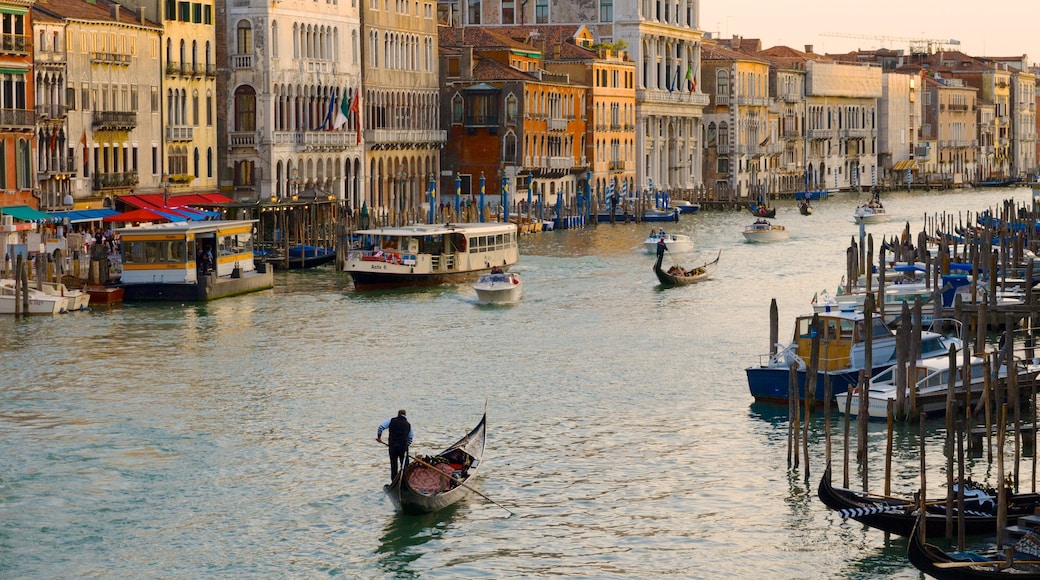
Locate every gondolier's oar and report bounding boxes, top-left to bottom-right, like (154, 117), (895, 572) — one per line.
(377, 441), (515, 516)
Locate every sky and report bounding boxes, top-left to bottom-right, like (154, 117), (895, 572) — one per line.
(700, 0), (1039, 66)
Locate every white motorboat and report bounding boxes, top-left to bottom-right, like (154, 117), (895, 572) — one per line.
(835, 352), (1038, 420)
(742, 220), (789, 243)
(473, 271), (522, 304)
(643, 230), (694, 254)
(36, 280), (90, 312)
(853, 202), (891, 224)
(0, 279), (67, 315)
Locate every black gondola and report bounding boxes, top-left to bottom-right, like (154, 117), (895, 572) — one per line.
(748, 203), (776, 218)
(653, 250), (720, 287)
(908, 523), (1040, 579)
(817, 467), (1040, 537)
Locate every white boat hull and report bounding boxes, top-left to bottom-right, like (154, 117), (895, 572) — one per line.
(473, 273), (523, 304)
(643, 234), (695, 254)
(1, 279), (67, 314)
(742, 230), (789, 242)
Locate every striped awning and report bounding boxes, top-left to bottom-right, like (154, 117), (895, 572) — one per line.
(892, 159), (919, 171)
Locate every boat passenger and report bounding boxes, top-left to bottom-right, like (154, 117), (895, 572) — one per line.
(490, 266), (503, 274)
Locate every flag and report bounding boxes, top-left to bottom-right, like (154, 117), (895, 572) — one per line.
(314, 91), (337, 131)
(334, 87), (350, 130)
(685, 66), (694, 92)
(350, 91), (361, 145)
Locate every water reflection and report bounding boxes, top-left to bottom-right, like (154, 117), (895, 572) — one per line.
(375, 503), (462, 577)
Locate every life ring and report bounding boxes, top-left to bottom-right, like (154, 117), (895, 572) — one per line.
(384, 252), (401, 265)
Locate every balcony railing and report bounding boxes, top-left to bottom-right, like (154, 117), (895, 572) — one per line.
(93, 172), (139, 190)
(91, 52), (131, 65)
(0, 34), (28, 55)
(715, 94), (730, 106)
(548, 118), (568, 131)
(230, 131), (256, 146)
(464, 115), (499, 127)
(38, 155), (77, 175)
(233, 54), (253, 69)
(36, 104), (68, 120)
(609, 160), (625, 171)
(0, 108), (35, 129)
(166, 126), (194, 142)
(807, 129), (833, 139)
(206, 64), (216, 77)
(367, 129), (445, 144)
(546, 156), (572, 169)
(92, 111), (137, 130)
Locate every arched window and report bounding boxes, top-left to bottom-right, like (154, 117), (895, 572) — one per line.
(234, 85), (257, 131)
(207, 148), (213, 178)
(236, 21), (253, 55)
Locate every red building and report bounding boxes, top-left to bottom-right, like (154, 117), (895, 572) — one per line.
(0, 0), (36, 209)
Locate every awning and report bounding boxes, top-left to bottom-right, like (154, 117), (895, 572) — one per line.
(117, 193), (233, 210)
(47, 209), (119, 223)
(0, 205), (59, 222)
(892, 159), (919, 171)
(102, 208), (185, 223)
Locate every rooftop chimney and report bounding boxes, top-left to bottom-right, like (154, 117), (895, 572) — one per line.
(111, 4), (120, 21)
(805, 44), (814, 54)
(139, 6), (146, 23)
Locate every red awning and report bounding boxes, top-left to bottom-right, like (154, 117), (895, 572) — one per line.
(118, 193), (233, 210)
(102, 208), (176, 223)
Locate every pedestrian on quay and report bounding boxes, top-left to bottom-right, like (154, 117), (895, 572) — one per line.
(376, 409), (413, 483)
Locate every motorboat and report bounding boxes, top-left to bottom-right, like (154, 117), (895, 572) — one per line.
(742, 220), (789, 243)
(35, 280), (90, 312)
(0, 279), (67, 315)
(344, 222), (520, 290)
(473, 270), (523, 304)
(642, 230), (694, 254)
(834, 351), (1038, 420)
(745, 310), (962, 404)
(853, 201), (891, 224)
(671, 200), (700, 214)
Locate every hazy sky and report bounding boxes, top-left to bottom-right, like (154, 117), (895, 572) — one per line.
(700, 0), (1038, 65)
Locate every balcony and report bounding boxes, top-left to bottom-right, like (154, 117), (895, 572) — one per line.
(635, 89), (710, 107)
(807, 129), (833, 140)
(736, 96), (769, 106)
(546, 156), (573, 170)
(233, 54), (253, 69)
(463, 115), (498, 128)
(715, 94), (730, 106)
(93, 111), (137, 131)
(716, 144), (731, 154)
(93, 172), (139, 190)
(609, 160), (625, 171)
(367, 129), (445, 145)
(38, 155), (77, 176)
(0, 34), (28, 55)
(167, 126), (194, 142)
(230, 131), (256, 146)
(36, 104), (68, 121)
(298, 60), (335, 74)
(206, 64), (216, 77)
(0, 108), (34, 130)
(842, 128), (873, 139)
(91, 52), (131, 65)
(548, 118), (568, 131)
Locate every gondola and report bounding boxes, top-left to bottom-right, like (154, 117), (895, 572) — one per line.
(817, 467), (1040, 537)
(748, 203), (776, 218)
(907, 522), (1040, 579)
(385, 411), (486, 513)
(653, 250), (720, 287)
(799, 200), (813, 215)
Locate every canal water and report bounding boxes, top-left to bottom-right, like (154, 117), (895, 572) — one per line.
(1, 186), (1037, 579)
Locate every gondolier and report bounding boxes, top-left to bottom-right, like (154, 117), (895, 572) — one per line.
(376, 409), (414, 482)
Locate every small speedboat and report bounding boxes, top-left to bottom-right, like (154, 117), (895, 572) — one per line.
(853, 199), (891, 224)
(742, 220), (789, 243)
(642, 230), (694, 254)
(473, 271), (523, 304)
(0, 279), (67, 315)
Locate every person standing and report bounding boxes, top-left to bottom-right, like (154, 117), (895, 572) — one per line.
(376, 409), (413, 482)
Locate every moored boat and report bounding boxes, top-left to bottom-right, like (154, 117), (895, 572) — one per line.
(642, 229), (694, 254)
(344, 222), (519, 290)
(672, 200), (700, 214)
(473, 270), (523, 304)
(908, 521), (1040, 579)
(257, 244), (337, 269)
(742, 220), (789, 243)
(745, 310), (961, 404)
(0, 278), (67, 314)
(385, 411), (486, 514)
(653, 250), (720, 287)
(817, 466), (1040, 538)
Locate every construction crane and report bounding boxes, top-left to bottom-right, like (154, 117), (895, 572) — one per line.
(821, 32), (961, 55)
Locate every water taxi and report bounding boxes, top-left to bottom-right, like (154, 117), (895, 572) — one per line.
(115, 220), (274, 301)
(344, 222), (519, 290)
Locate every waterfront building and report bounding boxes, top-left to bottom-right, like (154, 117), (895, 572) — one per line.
(223, 0), (363, 205)
(32, 7), (71, 210)
(878, 71), (921, 188)
(920, 74), (978, 186)
(33, 0), (162, 210)
(755, 45), (809, 195)
(0, 0), (35, 210)
(440, 0), (707, 197)
(438, 26), (588, 212)
(361, 0), (444, 224)
(699, 40), (773, 200)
